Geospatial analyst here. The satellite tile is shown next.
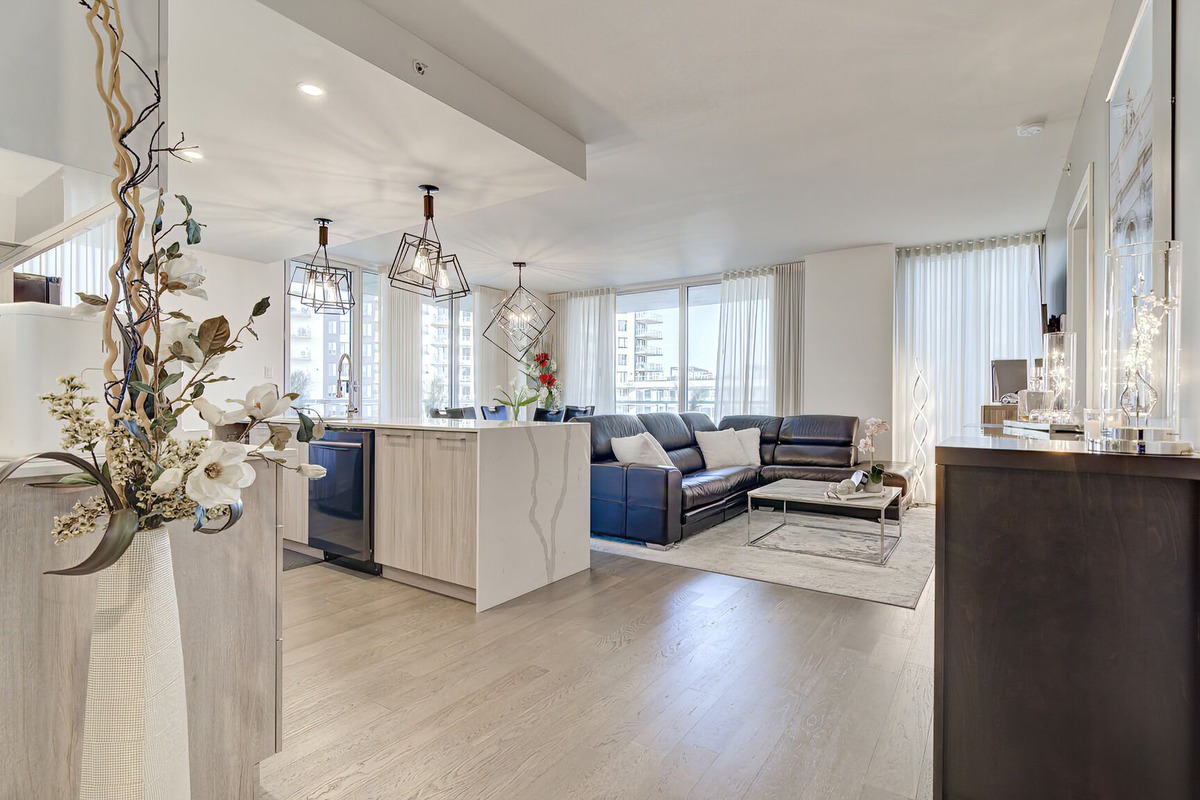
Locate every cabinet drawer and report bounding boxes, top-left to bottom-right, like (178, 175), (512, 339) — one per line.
(374, 431), (423, 572)
(420, 432), (477, 588)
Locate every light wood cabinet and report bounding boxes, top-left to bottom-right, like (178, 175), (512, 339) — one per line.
(374, 430), (424, 573)
(374, 430), (477, 590)
(420, 431), (477, 588)
(278, 441), (309, 545)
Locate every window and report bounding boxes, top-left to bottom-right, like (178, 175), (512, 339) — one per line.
(685, 284), (719, 418)
(614, 282), (719, 416)
(285, 261), (380, 418)
(421, 295), (474, 412)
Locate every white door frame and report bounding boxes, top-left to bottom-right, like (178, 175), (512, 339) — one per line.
(1067, 162), (1094, 404)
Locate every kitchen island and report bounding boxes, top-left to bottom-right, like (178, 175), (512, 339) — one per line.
(281, 418), (591, 611)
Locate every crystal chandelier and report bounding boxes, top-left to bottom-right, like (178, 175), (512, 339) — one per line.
(286, 218), (354, 314)
(388, 184), (470, 301)
(484, 262), (554, 361)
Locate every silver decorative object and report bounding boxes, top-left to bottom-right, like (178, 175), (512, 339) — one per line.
(910, 360), (930, 505)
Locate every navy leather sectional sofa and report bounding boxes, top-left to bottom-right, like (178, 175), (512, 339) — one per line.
(577, 411), (915, 547)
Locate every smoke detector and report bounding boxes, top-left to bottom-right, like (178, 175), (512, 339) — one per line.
(1016, 119), (1046, 138)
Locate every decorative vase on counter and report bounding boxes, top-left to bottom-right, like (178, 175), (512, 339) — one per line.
(81, 527), (191, 800)
(865, 464), (885, 493)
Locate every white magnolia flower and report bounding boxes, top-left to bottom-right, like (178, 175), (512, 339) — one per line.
(193, 396), (250, 427)
(234, 383), (293, 420)
(158, 320), (205, 365)
(163, 254), (208, 299)
(297, 463), (327, 479)
(185, 441), (256, 507)
(150, 467), (184, 495)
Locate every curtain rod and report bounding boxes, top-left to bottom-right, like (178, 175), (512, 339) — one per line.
(897, 231), (1045, 253)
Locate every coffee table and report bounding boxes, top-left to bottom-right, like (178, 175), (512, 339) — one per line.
(746, 479), (903, 565)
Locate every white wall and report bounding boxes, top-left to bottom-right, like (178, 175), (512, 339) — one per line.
(801, 244), (895, 459)
(173, 250), (285, 427)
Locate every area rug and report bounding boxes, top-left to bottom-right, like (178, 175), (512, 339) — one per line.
(590, 505), (935, 608)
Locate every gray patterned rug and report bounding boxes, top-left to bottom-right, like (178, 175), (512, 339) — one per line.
(591, 505), (935, 608)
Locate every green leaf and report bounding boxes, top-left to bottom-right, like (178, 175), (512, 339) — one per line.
(75, 292), (107, 307)
(159, 372), (184, 390)
(191, 383), (205, 399)
(58, 472), (99, 486)
(169, 340), (195, 363)
(165, 310), (193, 322)
(251, 296), (271, 317)
(129, 380), (155, 395)
(197, 316), (231, 355)
(295, 411), (316, 443)
(185, 218), (202, 245)
(176, 194), (193, 217)
(267, 424), (292, 451)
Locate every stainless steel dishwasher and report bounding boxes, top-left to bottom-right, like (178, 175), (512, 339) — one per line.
(307, 428), (380, 574)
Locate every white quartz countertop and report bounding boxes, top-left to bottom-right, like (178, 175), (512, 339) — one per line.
(280, 416), (586, 434)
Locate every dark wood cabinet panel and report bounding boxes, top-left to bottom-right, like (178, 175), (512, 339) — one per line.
(935, 443), (1199, 800)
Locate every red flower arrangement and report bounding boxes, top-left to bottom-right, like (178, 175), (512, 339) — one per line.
(525, 351), (561, 407)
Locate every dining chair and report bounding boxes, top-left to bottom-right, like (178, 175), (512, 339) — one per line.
(446, 407), (477, 419)
(562, 405), (595, 422)
(480, 405), (508, 420)
(429, 408), (450, 419)
(533, 407), (565, 422)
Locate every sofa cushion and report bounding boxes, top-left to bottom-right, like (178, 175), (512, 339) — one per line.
(611, 432), (674, 467)
(760, 464), (861, 485)
(774, 415), (860, 467)
(718, 415), (782, 463)
(581, 415), (648, 462)
(680, 467), (760, 511)
(681, 412), (718, 436)
(695, 429), (753, 469)
(639, 412), (705, 474)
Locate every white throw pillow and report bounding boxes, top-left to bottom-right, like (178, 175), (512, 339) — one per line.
(639, 432), (675, 468)
(695, 428), (752, 469)
(734, 427), (762, 467)
(610, 432), (674, 467)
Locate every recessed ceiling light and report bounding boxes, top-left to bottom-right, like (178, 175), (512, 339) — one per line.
(179, 148), (204, 160)
(297, 82), (326, 97)
(1016, 119), (1046, 138)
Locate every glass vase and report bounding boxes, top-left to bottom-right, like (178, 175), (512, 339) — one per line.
(1101, 241), (1182, 433)
(1042, 332), (1077, 423)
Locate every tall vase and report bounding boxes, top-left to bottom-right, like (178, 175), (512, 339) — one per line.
(81, 527), (191, 800)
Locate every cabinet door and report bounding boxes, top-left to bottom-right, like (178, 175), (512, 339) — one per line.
(279, 441), (309, 544)
(374, 431), (423, 572)
(421, 432), (477, 588)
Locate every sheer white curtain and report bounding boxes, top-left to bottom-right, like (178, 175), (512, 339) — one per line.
(551, 288), (616, 413)
(380, 286), (422, 418)
(15, 216), (117, 302)
(714, 268), (775, 418)
(893, 233), (1044, 502)
(473, 285), (519, 405)
(772, 262), (804, 415)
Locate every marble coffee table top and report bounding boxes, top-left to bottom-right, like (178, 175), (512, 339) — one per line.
(748, 478), (900, 510)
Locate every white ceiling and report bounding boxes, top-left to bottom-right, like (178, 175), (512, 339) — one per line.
(335, 0), (1113, 292)
(166, 0), (582, 265)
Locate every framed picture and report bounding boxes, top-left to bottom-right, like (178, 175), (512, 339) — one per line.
(1107, 0), (1174, 250)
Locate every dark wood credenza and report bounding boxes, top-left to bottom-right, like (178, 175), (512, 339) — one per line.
(935, 438), (1198, 800)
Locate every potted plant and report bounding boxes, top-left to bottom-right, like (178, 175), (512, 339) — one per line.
(525, 351), (561, 409)
(493, 377), (539, 421)
(858, 417), (890, 493)
(0, 3), (326, 795)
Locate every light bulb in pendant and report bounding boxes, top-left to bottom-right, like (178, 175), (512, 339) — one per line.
(413, 245), (433, 279)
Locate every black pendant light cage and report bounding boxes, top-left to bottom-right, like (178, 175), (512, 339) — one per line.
(389, 185), (471, 301)
(287, 218), (356, 315)
(483, 262), (555, 362)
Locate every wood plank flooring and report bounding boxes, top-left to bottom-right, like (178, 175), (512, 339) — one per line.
(260, 551), (934, 800)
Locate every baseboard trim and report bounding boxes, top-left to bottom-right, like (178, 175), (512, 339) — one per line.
(381, 565), (476, 605)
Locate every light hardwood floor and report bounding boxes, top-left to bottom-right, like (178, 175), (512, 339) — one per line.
(260, 551), (934, 800)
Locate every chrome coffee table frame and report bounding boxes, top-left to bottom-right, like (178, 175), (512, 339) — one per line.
(745, 479), (903, 565)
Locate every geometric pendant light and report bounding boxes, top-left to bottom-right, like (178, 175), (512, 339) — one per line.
(388, 184), (470, 302)
(483, 262), (554, 362)
(286, 218), (355, 315)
